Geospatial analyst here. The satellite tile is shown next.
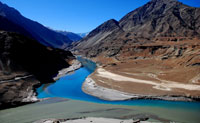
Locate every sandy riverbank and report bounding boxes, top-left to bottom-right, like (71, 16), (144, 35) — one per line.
(96, 67), (200, 91)
(34, 117), (149, 123)
(82, 66), (200, 101)
(53, 60), (82, 80)
(82, 77), (136, 101)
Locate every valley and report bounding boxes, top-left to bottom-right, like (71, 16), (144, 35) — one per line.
(0, 0), (200, 123)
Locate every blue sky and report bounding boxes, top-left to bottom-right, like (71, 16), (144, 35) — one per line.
(1, 0), (200, 33)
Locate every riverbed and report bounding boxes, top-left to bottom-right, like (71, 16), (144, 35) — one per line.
(0, 57), (200, 123)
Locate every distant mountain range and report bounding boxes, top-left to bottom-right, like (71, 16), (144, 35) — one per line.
(0, 1), (72, 49)
(77, 32), (89, 38)
(53, 30), (82, 41)
(51, 29), (89, 41)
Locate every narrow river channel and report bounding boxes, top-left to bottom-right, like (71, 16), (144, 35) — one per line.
(0, 57), (200, 123)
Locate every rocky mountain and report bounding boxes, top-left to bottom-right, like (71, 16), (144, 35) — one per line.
(73, 0), (200, 58)
(73, 0), (200, 100)
(0, 31), (74, 109)
(0, 1), (72, 48)
(73, 19), (124, 55)
(55, 30), (82, 41)
(119, 0), (200, 38)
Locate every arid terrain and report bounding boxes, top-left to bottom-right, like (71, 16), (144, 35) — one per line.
(82, 38), (200, 100)
(73, 0), (200, 100)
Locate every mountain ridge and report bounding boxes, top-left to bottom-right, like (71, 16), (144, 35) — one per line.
(0, 1), (72, 48)
(0, 31), (75, 109)
(72, 0), (200, 57)
(73, 0), (200, 101)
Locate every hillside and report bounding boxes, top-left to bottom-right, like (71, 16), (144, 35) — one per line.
(73, 0), (200, 100)
(73, 0), (200, 57)
(0, 31), (74, 109)
(0, 1), (72, 48)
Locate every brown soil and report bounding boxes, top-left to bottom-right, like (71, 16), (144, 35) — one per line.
(90, 40), (200, 97)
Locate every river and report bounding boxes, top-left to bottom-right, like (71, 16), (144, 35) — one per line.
(0, 57), (200, 123)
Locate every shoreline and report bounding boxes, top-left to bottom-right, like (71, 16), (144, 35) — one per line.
(53, 60), (82, 80)
(34, 117), (149, 123)
(0, 60), (82, 110)
(82, 73), (200, 102)
(0, 76), (41, 110)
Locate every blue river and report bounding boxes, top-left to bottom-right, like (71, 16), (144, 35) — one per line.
(37, 57), (200, 111)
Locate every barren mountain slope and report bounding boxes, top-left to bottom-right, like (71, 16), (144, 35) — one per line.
(73, 0), (200, 100)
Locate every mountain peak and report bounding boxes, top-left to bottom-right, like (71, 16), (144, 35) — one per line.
(74, 0), (200, 58)
(86, 19), (120, 39)
(106, 19), (119, 24)
(119, 0), (200, 38)
(151, 0), (177, 2)
(150, 0), (179, 6)
(100, 19), (120, 30)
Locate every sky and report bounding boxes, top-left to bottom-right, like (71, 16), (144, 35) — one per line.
(1, 0), (200, 33)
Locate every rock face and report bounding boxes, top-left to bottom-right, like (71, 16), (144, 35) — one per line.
(0, 1), (72, 48)
(0, 31), (74, 109)
(72, 0), (200, 59)
(72, 0), (200, 99)
(74, 19), (122, 49)
(72, 19), (124, 57)
(119, 0), (200, 38)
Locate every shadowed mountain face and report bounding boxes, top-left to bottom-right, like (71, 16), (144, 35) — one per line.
(0, 31), (74, 84)
(0, 31), (74, 109)
(0, 16), (33, 38)
(73, 0), (200, 58)
(0, 2), (72, 48)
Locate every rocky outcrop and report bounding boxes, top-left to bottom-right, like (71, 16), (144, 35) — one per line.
(0, 77), (40, 110)
(119, 0), (200, 38)
(0, 31), (74, 109)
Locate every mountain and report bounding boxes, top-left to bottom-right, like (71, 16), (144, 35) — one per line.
(119, 0), (200, 38)
(0, 31), (74, 109)
(55, 30), (82, 41)
(74, 19), (123, 51)
(72, 0), (200, 100)
(73, 0), (200, 58)
(0, 15), (34, 38)
(0, 1), (72, 48)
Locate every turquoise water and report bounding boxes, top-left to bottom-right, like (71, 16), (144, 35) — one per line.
(0, 57), (198, 123)
(37, 58), (200, 111)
